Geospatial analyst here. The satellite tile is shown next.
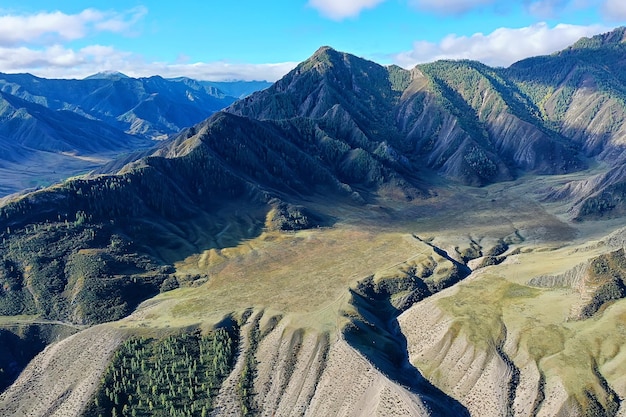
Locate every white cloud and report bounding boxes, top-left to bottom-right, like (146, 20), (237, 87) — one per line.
(603, 0), (626, 19)
(526, 0), (569, 17)
(394, 22), (607, 68)
(150, 62), (299, 82)
(307, 0), (387, 20)
(409, 0), (497, 14)
(0, 7), (147, 46)
(524, 0), (605, 18)
(0, 44), (295, 81)
(0, 6), (292, 82)
(94, 6), (146, 33)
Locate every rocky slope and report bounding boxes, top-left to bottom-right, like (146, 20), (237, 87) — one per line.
(399, 230), (626, 417)
(229, 46), (585, 186)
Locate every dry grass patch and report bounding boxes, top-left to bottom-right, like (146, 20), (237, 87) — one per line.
(126, 226), (427, 333)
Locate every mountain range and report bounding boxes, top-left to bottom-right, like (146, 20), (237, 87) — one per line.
(0, 72), (270, 196)
(1, 28), (626, 417)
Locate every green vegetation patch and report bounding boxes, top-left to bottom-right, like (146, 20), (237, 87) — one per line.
(85, 328), (236, 417)
(238, 311), (260, 417)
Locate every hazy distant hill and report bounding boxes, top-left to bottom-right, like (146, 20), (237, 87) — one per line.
(0, 72), (237, 139)
(0, 73), (271, 196)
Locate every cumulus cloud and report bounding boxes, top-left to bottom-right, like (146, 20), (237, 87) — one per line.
(0, 44), (296, 81)
(603, 0), (626, 19)
(394, 22), (607, 68)
(0, 6), (293, 82)
(409, 0), (497, 14)
(0, 7), (147, 46)
(307, 0), (387, 20)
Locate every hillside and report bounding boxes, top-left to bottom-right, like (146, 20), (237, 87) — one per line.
(2, 28), (626, 416)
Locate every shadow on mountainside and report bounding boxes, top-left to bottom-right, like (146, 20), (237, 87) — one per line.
(0, 323), (81, 392)
(344, 287), (470, 416)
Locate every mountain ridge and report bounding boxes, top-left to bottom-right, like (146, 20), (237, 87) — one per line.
(0, 73), (273, 196)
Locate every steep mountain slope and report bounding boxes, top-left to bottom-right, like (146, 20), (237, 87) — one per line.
(3, 30), (626, 417)
(396, 61), (584, 185)
(230, 46), (585, 186)
(506, 27), (626, 158)
(504, 27), (626, 219)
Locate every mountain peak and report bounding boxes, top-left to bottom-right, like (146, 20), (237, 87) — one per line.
(84, 71), (130, 80)
(569, 27), (626, 50)
(304, 46), (343, 67)
(296, 46), (378, 77)
(312, 45), (337, 56)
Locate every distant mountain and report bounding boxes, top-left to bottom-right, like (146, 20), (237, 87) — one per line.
(202, 80), (272, 98)
(0, 88), (153, 196)
(0, 73), (271, 196)
(169, 79), (272, 99)
(83, 71), (130, 80)
(0, 72), (238, 139)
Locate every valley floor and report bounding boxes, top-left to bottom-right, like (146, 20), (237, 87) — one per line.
(2, 169), (626, 416)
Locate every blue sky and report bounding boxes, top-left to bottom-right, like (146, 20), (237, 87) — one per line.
(0, 0), (624, 81)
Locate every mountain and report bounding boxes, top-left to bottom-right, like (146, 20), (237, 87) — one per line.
(0, 89), (153, 196)
(3, 29), (626, 417)
(229, 45), (585, 186)
(0, 72), (238, 139)
(83, 71), (131, 80)
(502, 28), (626, 219)
(167, 78), (272, 99)
(505, 27), (626, 158)
(0, 73), (271, 196)
(193, 80), (272, 98)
